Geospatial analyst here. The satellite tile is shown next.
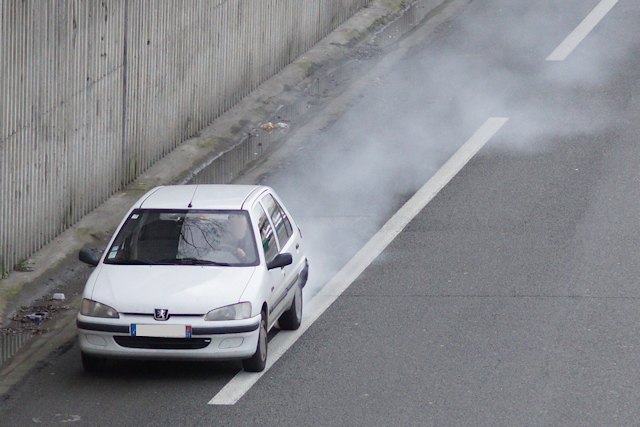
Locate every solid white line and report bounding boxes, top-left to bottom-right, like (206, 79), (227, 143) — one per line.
(546, 0), (619, 61)
(208, 117), (509, 405)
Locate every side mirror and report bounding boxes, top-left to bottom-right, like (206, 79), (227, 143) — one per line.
(267, 253), (292, 270)
(79, 248), (100, 267)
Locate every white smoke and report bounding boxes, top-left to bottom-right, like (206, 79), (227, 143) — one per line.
(243, 0), (633, 295)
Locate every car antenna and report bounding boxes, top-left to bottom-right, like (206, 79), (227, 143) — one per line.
(187, 185), (197, 208)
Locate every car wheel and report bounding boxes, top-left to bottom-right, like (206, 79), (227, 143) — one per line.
(278, 284), (302, 330)
(242, 312), (267, 372)
(81, 352), (106, 373)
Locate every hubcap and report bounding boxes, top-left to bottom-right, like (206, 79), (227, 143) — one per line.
(259, 319), (267, 362)
(294, 286), (302, 321)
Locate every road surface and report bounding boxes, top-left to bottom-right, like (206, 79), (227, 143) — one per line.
(2, 0), (639, 425)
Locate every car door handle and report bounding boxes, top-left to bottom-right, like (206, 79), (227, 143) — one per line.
(295, 243), (299, 250)
(271, 286), (275, 292)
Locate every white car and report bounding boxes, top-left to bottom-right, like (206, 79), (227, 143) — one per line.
(77, 184), (309, 372)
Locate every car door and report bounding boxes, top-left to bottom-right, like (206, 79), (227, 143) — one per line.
(259, 193), (301, 305)
(252, 201), (287, 326)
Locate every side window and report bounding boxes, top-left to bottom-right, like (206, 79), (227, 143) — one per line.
(252, 203), (279, 263)
(261, 194), (293, 246)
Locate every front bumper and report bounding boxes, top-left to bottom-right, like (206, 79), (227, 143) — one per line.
(77, 313), (260, 361)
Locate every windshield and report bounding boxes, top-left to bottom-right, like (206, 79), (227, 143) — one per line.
(104, 209), (259, 266)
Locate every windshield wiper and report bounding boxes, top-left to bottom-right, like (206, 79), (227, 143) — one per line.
(105, 258), (151, 265)
(159, 258), (231, 266)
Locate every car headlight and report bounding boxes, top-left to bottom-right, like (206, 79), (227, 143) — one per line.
(205, 302), (252, 321)
(81, 299), (120, 318)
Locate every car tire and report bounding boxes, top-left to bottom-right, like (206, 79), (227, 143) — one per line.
(242, 312), (267, 372)
(278, 284), (302, 331)
(81, 352), (106, 373)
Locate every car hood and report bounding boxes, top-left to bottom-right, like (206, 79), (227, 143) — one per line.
(89, 264), (257, 315)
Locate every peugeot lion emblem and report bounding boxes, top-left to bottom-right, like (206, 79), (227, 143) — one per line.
(154, 308), (169, 321)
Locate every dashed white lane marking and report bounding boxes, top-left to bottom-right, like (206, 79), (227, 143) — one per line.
(208, 117), (509, 405)
(546, 0), (619, 61)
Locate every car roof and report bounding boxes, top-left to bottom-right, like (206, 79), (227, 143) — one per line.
(137, 185), (266, 210)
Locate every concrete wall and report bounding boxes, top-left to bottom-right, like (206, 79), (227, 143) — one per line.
(0, 0), (371, 276)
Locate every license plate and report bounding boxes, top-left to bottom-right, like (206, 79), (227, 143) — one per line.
(131, 324), (192, 338)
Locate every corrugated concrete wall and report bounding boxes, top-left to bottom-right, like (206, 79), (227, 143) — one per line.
(0, 0), (370, 276)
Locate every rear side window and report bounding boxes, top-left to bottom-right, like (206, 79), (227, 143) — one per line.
(261, 194), (293, 246)
(252, 203), (279, 263)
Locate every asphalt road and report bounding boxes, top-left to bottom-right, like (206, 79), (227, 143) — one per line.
(2, 0), (640, 425)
